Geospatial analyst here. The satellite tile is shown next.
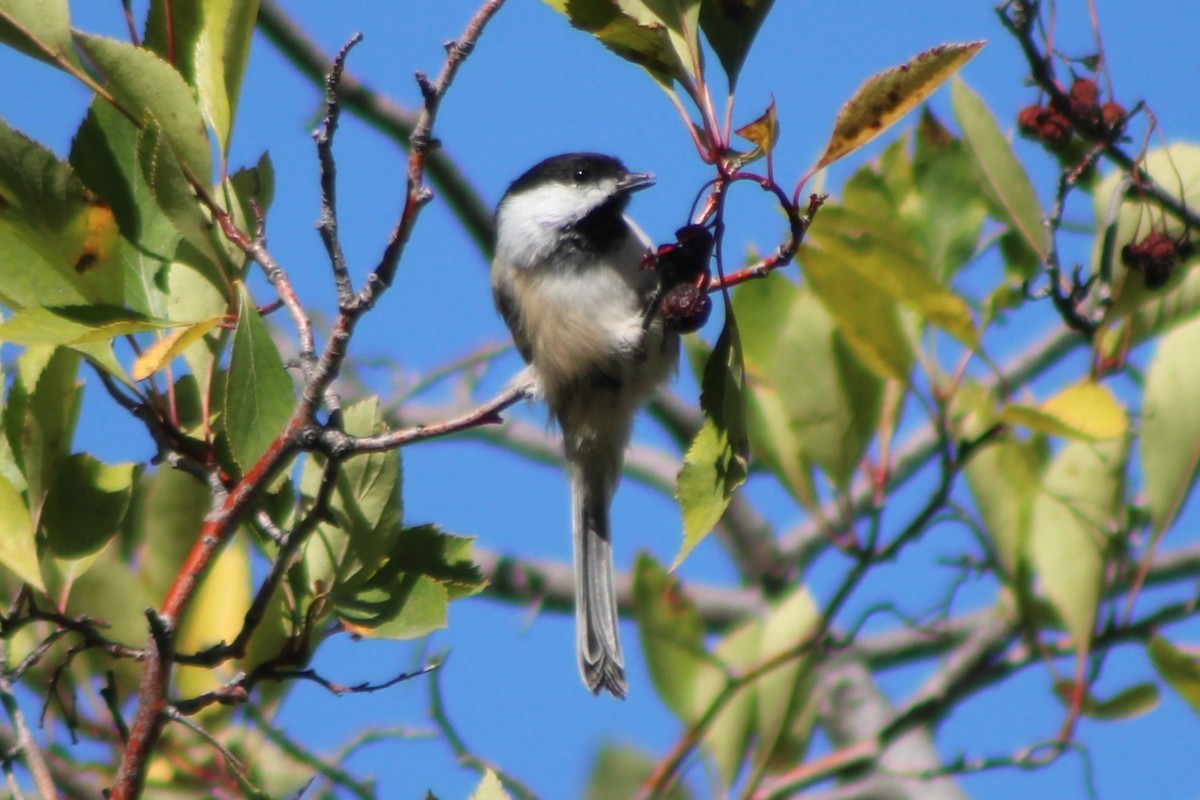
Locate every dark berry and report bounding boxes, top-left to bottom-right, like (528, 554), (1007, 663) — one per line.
(1101, 101), (1126, 133)
(660, 284), (713, 334)
(1068, 78), (1101, 125)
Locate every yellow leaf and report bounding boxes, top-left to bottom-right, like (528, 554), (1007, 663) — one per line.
(815, 40), (985, 170)
(733, 97), (779, 166)
(1001, 381), (1128, 442)
(131, 316), (223, 381)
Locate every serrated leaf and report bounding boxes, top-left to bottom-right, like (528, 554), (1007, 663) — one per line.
(0, 0), (79, 69)
(131, 315), (224, 381)
(699, 0), (774, 88)
(1028, 437), (1125, 657)
(0, 118), (124, 308)
(951, 78), (1047, 270)
(334, 526), (482, 640)
(815, 41), (984, 171)
(543, 0), (684, 86)
(469, 770), (512, 800)
(40, 453), (134, 559)
(633, 553), (717, 722)
(674, 315), (748, 566)
(1001, 381), (1128, 442)
(75, 33), (213, 183)
(1142, 316), (1200, 536)
(224, 282), (293, 470)
(0, 473), (45, 592)
(1147, 635), (1200, 715)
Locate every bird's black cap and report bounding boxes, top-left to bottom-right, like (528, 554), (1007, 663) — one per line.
(505, 152), (652, 198)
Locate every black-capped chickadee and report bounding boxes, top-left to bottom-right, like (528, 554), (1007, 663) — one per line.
(492, 153), (680, 698)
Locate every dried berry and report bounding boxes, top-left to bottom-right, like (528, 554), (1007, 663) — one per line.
(1016, 103), (1073, 150)
(1018, 104), (1048, 136)
(1101, 101), (1126, 133)
(1122, 231), (1182, 290)
(655, 224), (714, 288)
(1067, 78), (1101, 125)
(1040, 112), (1074, 150)
(660, 284), (712, 333)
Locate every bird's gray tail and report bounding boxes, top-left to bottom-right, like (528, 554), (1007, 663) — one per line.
(571, 460), (626, 698)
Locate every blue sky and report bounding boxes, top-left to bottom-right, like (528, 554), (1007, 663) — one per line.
(2, 1), (1199, 798)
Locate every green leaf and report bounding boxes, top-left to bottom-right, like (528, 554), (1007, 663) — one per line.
(304, 399), (404, 577)
(674, 315), (748, 566)
(699, 0), (774, 88)
(1055, 680), (1160, 721)
(771, 290), (882, 489)
(333, 525), (483, 640)
(632, 553), (715, 723)
(806, 205), (979, 349)
(40, 453), (135, 559)
(5, 346), (82, 509)
(909, 107), (990, 280)
(755, 586), (819, 771)
(0, 0), (79, 69)
(0, 304), (184, 346)
(585, 744), (692, 800)
(224, 282), (294, 470)
(1147, 635), (1200, 716)
(964, 432), (1043, 581)
(69, 103), (179, 318)
(1142, 316), (1200, 536)
(131, 468), (213, 600)
(139, 115), (228, 276)
(175, 536), (250, 700)
(731, 278), (820, 510)
(815, 41), (985, 171)
(0, 118), (124, 308)
(699, 619), (759, 788)
(799, 243), (912, 382)
(951, 78), (1047, 272)
(145, 0), (259, 154)
(543, 0), (686, 86)
(196, 0), (261, 154)
(469, 770), (512, 800)
(1028, 437), (1126, 657)
(0, 473), (45, 592)
(1000, 380), (1128, 442)
(74, 33), (213, 184)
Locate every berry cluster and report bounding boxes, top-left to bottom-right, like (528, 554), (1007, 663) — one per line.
(1017, 78), (1125, 152)
(651, 224), (714, 333)
(1121, 231), (1195, 290)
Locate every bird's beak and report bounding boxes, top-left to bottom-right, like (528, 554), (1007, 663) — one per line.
(617, 171), (655, 194)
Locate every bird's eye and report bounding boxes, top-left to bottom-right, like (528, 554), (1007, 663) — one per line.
(572, 168), (590, 183)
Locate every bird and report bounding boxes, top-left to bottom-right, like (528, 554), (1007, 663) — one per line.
(491, 152), (680, 697)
